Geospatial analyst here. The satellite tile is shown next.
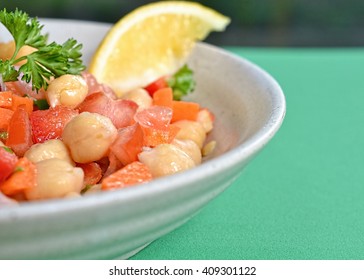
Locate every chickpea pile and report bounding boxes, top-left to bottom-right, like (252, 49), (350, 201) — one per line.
(1, 73), (215, 202)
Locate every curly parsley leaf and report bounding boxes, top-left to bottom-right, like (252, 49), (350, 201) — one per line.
(168, 64), (196, 100)
(0, 8), (85, 91)
(0, 60), (19, 82)
(0, 8), (47, 56)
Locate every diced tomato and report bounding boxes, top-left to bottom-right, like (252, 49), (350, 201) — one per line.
(5, 81), (47, 100)
(0, 146), (18, 184)
(77, 162), (102, 187)
(134, 106), (180, 147)
(110, 123), (144, 166)
(78, 92), (138, 129)
(144, 77), (169, 96)
(112, 99), (138, 127)
(6, 105), (33, 157)
(81, 72), (117, 100)
(135, 105), (172, 128)
(103, 152), (123, 178)
(30, 105), (78, 143)
(101, 161), (152, 190)
(0, 157), (36, 196)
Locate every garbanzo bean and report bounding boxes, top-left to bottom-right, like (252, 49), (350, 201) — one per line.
(63, 192), (82, 199)
(24, 158), (84, 200)
(123, 88), (152, 111)
(46, 74), (88, 109)
(197, 108), (214, 133)
(24, 139), (74, 165)
(62, 112), (117, 163)
(171, 120), (206, 149)
(202, 140), (217, 157)
(171, 139), (202, 165)
(138, 144), (195, 178)
(83, 184), (102, 195)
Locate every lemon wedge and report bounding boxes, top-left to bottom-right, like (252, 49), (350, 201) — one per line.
(88, 1), (230, 97)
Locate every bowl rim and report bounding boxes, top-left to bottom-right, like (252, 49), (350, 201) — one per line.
(0, 19), (286, 220)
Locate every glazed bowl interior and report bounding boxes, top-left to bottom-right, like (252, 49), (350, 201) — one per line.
(0, 19), (285, 259)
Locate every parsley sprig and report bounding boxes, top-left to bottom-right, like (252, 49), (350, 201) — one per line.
(168, 64), (196, 100)
(0, 8), (85, 91)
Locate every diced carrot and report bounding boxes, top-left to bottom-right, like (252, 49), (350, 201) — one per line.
(0, 157), (37, 196)
(0, 91), (13, 109)
(142, 124), (180, 147)
(0, 107), (14, 130)
(171, 100), (200, 122)
(77, 162), (103, 187)
(152, 87), (173, 108)
(6, 105), (33, 157)
(101, 161), (152, 190)
(134, 106), (178, 147)
(11, 94), (33, 115)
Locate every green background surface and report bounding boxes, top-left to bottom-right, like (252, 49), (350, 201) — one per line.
(130, 48), (364, 260)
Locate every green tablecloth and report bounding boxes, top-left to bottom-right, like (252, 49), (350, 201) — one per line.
(131, 48), (364, 260)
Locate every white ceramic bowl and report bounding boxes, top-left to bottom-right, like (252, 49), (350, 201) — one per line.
(0, 19), (286, 259)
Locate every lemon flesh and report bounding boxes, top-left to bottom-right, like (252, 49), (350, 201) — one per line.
(88, 1), (230, 96)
